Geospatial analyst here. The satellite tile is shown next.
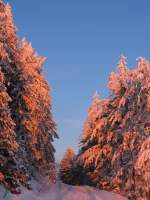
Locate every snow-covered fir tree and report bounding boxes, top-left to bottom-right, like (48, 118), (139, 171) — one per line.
(60, 148), (83, 185)
(78, 92), (104, 186)
(80, 91), (101, 153)
(108, 56), (150, 200)
(0, 0), (57, 193)
(0, 1), (31, 186)
(135, 137), (150, 199)
(77, 55), (150, 200)
(0, 68), (20, 193)
(60, 148), (76, 185)
(19, 38), (58, 176)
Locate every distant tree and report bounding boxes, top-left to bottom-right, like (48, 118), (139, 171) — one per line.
(77, 55), (150, 200)
(60, 148), (82, 185)
(60, 148), (76, 184)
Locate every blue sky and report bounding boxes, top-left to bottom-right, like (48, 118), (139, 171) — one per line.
(5, 0), (150, 160)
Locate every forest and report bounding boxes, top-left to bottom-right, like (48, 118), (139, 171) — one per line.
(0, 0), (149, 200)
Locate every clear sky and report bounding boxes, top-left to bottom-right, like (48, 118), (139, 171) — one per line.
(5, 0), (150, 160)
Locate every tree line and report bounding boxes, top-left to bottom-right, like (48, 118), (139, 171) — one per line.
(60, 56), (150, 200)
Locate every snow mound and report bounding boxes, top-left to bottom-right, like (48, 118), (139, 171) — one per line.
(0, 181), (127, 200)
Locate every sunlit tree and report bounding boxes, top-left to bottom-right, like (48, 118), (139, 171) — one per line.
(18, 38), (57, 176)
(78, 92), (104, 186)
(60, 148), (76, 184)
(0, 0), (57, 192)
(60, 147), (83, 185)
(0, 67), (20, 193)
(135, 137), (150, 200)
(77, 55), (150, 200)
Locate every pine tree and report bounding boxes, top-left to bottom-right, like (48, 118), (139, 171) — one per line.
(0, 0), (57, 192)
(135, 137), (150, 199)
(80, 91), (101, 153)
(18, 38), (58, 176)
(78, 92), (104, 186)
(60, 148), (82, 185)
(77, 55), (150, 199)
(0, 67), (20, 193)
(0, 0), (31, 186)
(108, 56), (150, 199)
(60, 148), (76, 185)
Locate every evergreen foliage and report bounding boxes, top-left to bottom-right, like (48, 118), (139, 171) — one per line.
(77, 55), (150, 200)
(0, 0), (57, 193)
(0, 69), (20, 193)
(60, 148), (83, 185)
(60, 148), (76, 185)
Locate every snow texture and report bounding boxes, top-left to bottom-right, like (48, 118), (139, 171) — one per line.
(0, 180), (127, 200)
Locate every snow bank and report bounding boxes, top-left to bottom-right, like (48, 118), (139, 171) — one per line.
(0, 181), (127, 200)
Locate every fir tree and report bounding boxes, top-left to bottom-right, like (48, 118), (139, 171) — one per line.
(18, 38), (58, 176)
(80, 91), (101, 153)
(78, 92), (103, 186)
(0, 0), (57, 192)
(60, 148), (76, 185)
(60, 148), (82, 185)
(0, 0), (31, 186)
(77, 55), (150, 200)
(135, 137), (150, 199)
(0, 67), (20, 193)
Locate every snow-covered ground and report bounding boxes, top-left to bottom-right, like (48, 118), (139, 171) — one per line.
(0, 181), (127, 200)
